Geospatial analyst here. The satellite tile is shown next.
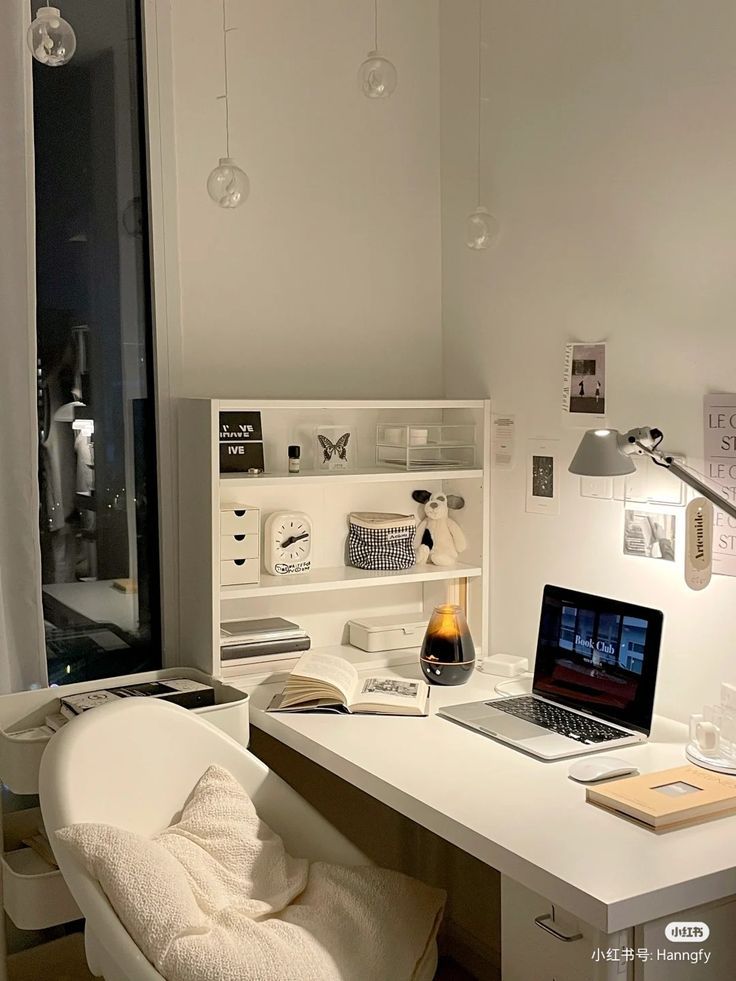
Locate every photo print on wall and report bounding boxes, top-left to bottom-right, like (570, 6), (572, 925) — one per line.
(526, 438), (560, 515)
(562, 342), (606, 421)
(623, 509), (676, 562)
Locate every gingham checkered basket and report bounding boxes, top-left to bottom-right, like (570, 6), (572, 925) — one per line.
(348, 512), (417, 571)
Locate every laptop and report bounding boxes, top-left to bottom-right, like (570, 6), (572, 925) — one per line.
(439, 585), (663, 760)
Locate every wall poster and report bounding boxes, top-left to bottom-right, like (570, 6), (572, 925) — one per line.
(562, 342), (606, 421)
(703, 394), (736, 577)
(526, 438), (560, 515)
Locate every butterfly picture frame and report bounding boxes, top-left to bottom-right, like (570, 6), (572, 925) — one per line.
(314, 425), (355, 471)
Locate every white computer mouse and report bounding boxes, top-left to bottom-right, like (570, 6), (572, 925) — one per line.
(568, 756), (639, 784)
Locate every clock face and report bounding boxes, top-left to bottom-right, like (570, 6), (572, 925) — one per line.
(265, 511), (313, 575)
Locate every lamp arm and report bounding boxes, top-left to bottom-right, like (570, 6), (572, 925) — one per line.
(634, 442), (736, 521)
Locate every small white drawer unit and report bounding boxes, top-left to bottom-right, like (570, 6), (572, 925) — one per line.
(220, 507), (261, 585)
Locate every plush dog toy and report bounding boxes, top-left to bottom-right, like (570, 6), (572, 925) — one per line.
(411, 490), (467, 566)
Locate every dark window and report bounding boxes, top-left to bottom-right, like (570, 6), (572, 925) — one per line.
(33, 0), (161, 684)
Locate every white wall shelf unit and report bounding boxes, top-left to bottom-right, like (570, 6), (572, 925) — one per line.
(178, 398), (491, 681)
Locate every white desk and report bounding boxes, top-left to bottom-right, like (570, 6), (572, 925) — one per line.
(244, 662), (736, 934)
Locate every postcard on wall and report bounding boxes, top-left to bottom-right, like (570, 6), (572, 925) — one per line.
(562, 342), (606, 423)
(623, 508), (677, 562)
(492, 413), (516, 469)
(526, 438), (560, 515)
(703, 394), (736, 577)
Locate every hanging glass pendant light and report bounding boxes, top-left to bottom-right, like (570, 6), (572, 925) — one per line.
(207, 158), (249, 209)
(466, 206), (499, 251)
(27, 5), (76, 66)
(207, 0), (250, 208)
(465, 0), (498, 250)
(358, 0), (397, 99)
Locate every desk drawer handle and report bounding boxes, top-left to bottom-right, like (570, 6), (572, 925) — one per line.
(534, 914), (583, 943)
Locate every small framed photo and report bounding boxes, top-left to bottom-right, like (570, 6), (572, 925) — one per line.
(526, 438), (560, 515)
(314, 425), (355, 471)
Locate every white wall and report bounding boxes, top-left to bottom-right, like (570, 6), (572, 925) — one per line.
(170, 0), (442, 399)
(441, 0), (736, 722)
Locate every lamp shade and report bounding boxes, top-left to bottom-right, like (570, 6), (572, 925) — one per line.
(569, 429), (636, 477)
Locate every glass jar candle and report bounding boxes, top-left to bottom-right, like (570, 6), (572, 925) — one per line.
(419, 604), (475, 685)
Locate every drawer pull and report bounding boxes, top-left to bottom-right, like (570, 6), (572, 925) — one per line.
(534, 913), (582, 943)
(234, 535), (245, 541)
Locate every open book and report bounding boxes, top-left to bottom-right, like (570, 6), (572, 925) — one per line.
(267, 652), (429, 717)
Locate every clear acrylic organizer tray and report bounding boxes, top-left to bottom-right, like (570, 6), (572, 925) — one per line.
(376, 424), (476, 471)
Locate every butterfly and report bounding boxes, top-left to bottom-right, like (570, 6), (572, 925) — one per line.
(318, 432), (350, 463)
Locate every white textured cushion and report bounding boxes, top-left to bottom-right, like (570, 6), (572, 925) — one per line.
(56, 765), (444, 981)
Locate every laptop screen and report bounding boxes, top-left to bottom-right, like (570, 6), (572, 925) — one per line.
(532, 585), (663, 734)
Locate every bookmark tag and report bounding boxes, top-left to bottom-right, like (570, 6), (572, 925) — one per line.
(685, 497), (713, 590)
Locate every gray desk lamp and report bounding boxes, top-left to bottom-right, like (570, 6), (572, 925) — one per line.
(569, 427), (736, 520)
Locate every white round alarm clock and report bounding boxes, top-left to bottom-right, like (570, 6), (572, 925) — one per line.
(264, 511), (313, 576)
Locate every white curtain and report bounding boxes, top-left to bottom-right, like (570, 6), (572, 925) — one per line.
(0, 11), (48, 691)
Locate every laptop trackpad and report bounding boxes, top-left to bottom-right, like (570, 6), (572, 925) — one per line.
(478, 713), (550, 742)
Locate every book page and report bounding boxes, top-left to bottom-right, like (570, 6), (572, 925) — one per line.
(351, 676), (426, 710)
(289, 652), (359, 703)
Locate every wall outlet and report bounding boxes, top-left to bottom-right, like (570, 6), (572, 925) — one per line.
(722, 683), (736, 710)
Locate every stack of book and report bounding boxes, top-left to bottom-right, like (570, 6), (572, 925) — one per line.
(220, 618), (311, 678)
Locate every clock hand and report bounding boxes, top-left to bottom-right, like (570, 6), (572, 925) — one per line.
(281, 532), (310, 549)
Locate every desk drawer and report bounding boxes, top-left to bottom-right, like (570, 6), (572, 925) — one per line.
(220, 508), (259, 536)
(501, 876), (632, 981)
(220, 559), (260, 586)
(220, 534), (259, 560)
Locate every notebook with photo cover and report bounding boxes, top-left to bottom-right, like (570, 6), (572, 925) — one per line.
(268, 652), (429, 717)
(586, 764), (736, 831)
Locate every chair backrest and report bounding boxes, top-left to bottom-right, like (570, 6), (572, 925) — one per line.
(39, 698), (367, 981)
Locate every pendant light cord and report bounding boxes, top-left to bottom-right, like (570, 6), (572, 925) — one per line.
(476, 0), (483, 207)
(373, 0), (379, 52)
(221, 0), (232, 157)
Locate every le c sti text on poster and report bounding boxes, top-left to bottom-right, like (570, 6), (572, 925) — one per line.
(704, 396), (736, 565)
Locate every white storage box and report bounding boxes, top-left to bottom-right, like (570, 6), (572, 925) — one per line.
(348, 613), (428, 653)
(1, 807), (80, 930)
(0, 668), (250, 796)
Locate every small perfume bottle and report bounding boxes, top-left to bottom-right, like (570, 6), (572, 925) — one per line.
(288, 445), (301, 474)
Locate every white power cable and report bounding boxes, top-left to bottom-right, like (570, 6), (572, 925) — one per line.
(493, 672), (533, 697)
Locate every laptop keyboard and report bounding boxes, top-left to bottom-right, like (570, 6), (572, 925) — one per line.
(488, 696), (629, 744)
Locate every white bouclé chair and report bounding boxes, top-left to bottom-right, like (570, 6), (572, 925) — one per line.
(39, 698), (438, 981)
